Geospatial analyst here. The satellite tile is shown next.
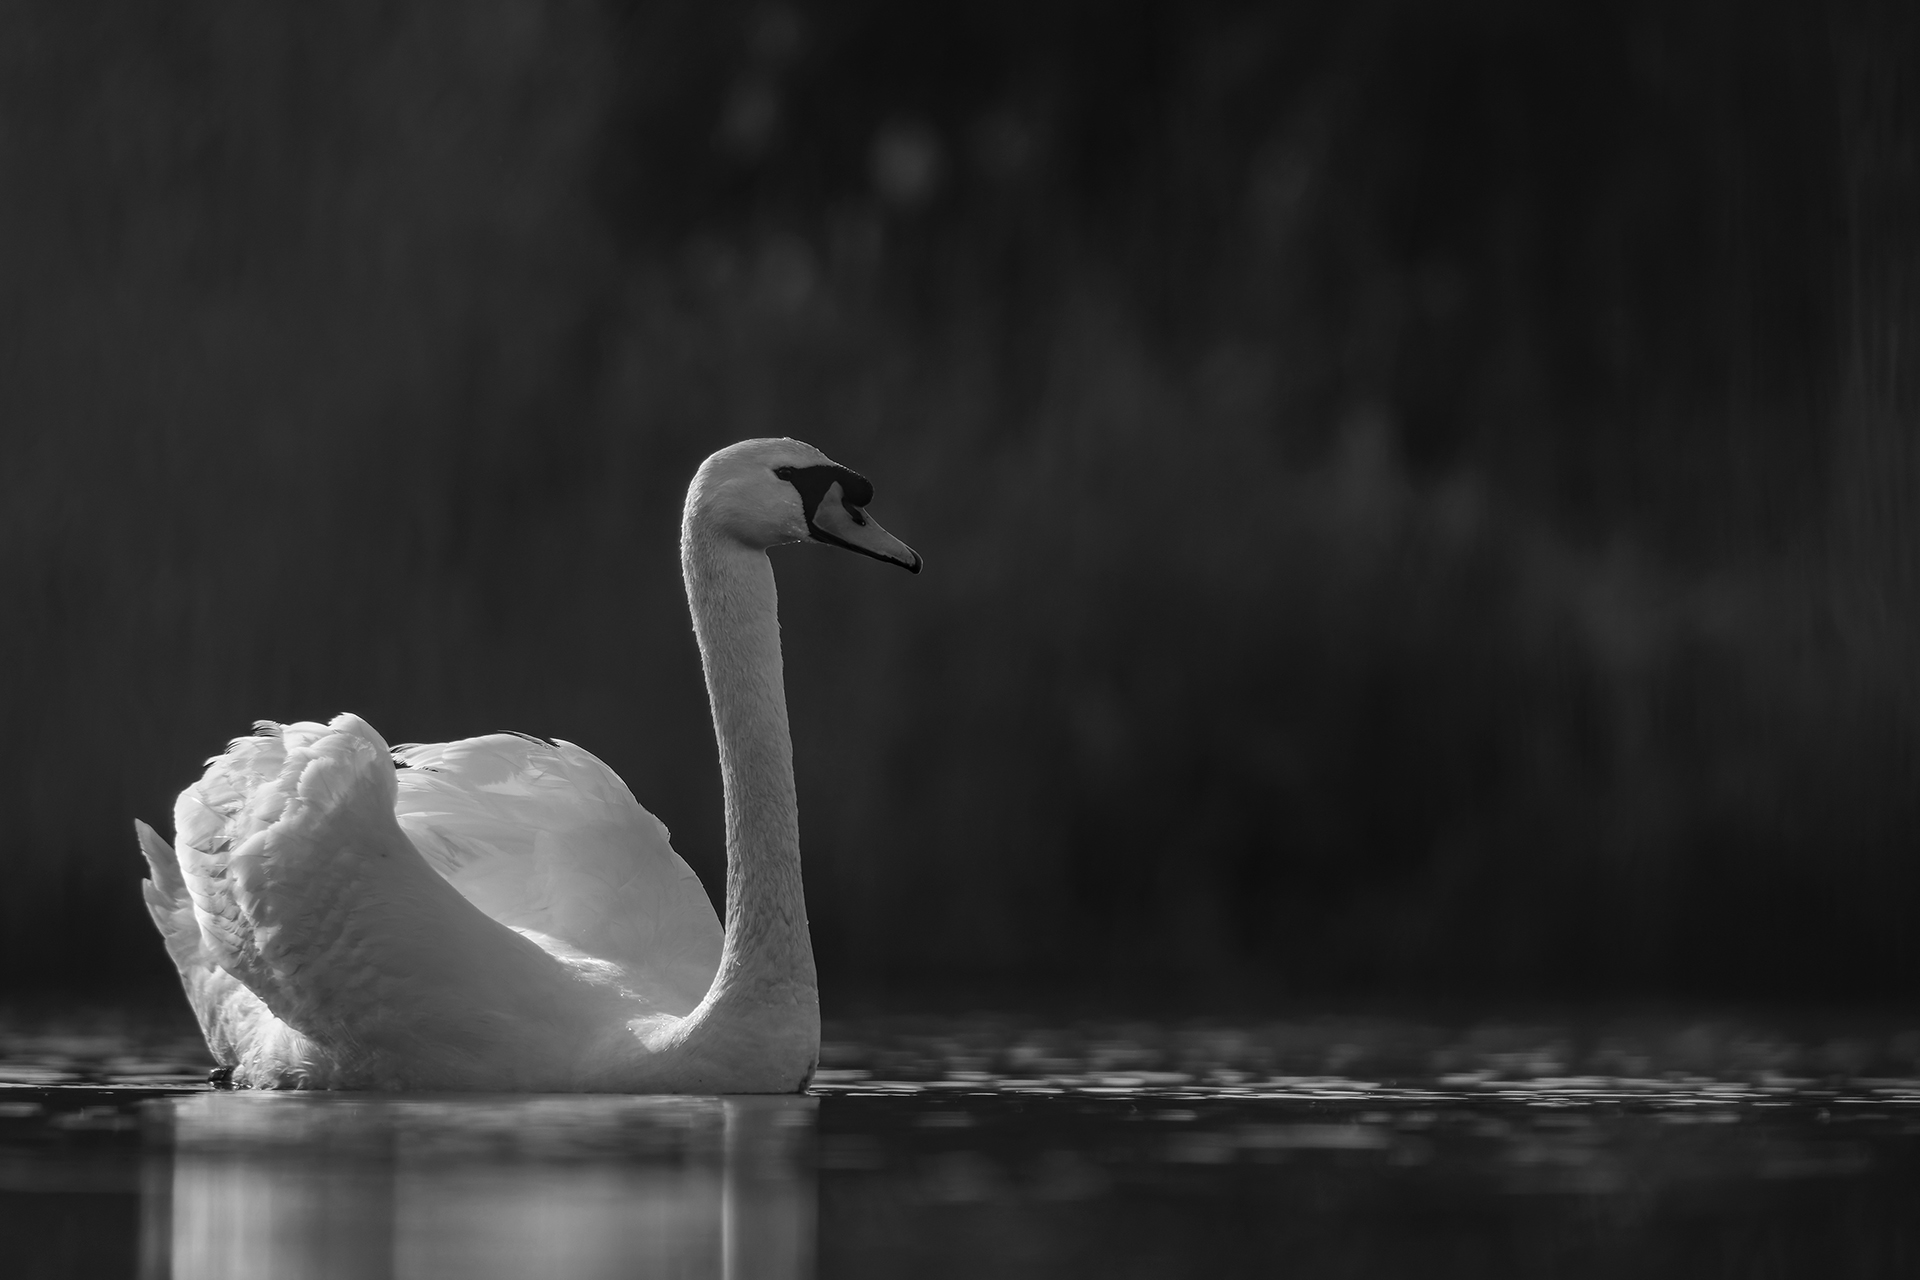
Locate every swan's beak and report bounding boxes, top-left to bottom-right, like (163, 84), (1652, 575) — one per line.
(808, 483), (922, 573)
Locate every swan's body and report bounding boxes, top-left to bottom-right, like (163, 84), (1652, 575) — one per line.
(136, 439), (919, 1091)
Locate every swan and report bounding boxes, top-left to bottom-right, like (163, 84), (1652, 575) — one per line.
(134, 438), (919, 1091)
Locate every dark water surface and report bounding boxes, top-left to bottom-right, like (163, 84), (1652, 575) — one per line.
(3, 1012), (1919, 1278)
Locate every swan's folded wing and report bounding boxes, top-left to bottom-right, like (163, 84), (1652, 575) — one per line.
(172, 715), (584, 1060)
(391, 734), (723, 1016)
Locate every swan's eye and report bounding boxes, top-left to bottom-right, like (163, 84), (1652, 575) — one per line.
(771, 462), (875, 526)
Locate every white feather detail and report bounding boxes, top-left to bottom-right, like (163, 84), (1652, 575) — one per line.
(391, 733), (722, 1016)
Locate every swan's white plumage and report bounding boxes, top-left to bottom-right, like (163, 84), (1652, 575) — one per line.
(139, 714), (725, 1089)
(146, 714), (682, 1088)
(391, 733), (722, 1015)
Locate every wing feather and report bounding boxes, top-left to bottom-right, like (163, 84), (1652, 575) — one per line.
(164, 714), (602, 1085)
(392, 734), (722, 1016)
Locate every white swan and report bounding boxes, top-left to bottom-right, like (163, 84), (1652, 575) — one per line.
(134, 439), (919, 1091)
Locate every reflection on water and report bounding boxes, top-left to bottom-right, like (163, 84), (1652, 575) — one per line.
(1, 1014), (1919, 1277)
(154, 1095), (814, 1280)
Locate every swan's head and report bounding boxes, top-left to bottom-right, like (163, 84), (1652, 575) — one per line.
(685, 438), (922, 573)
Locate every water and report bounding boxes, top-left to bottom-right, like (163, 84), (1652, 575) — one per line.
(4, 1012), (1919, 1278)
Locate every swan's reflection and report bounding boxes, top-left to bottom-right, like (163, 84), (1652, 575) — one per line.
(145, 1093), (815, 1280)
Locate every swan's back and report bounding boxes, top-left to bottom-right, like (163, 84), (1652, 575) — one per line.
(393, 733), (722, 1014)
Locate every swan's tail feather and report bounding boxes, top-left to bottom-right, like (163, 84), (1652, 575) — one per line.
(136, 819), (254, 1065)
(138, 818), (320, 1075)
(135, 820), (200, 971)
(135, 819), (184, 901)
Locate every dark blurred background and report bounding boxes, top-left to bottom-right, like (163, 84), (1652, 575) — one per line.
(3, 0), (1916, 1010)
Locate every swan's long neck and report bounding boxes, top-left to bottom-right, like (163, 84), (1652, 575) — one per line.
(681, 521), (817, 1018)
